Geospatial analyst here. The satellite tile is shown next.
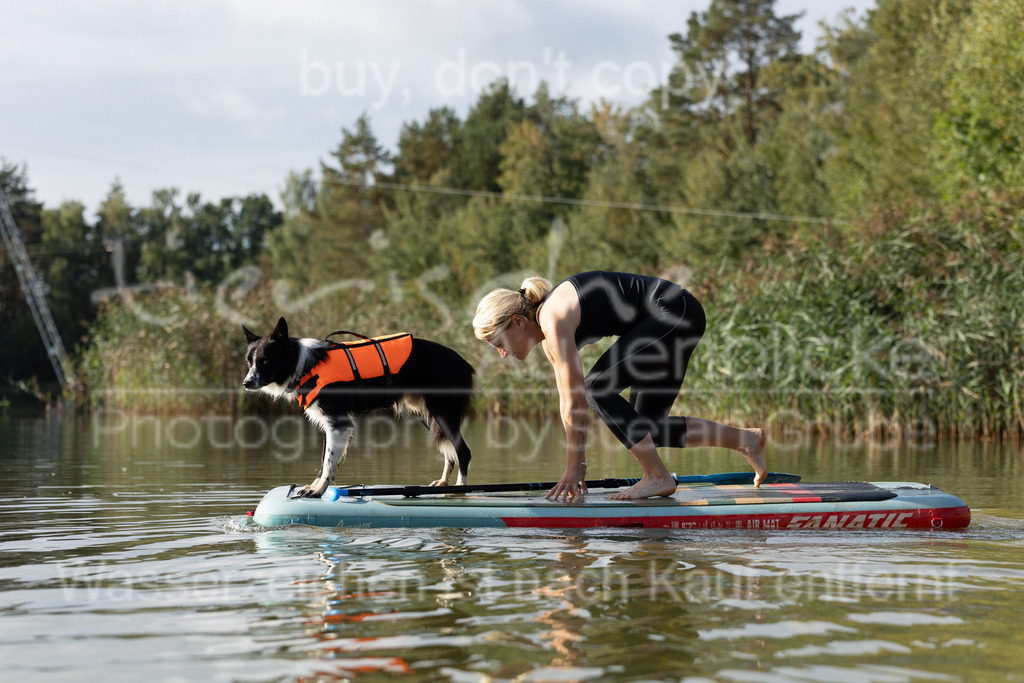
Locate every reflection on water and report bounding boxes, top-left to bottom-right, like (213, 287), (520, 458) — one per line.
(0, 412), (1022, 681)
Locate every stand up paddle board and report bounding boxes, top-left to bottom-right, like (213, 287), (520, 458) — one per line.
(249, 474), (970, 531)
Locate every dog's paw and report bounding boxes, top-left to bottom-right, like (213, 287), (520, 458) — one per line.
(294, 481), (329, 498)
(429, 478), (450, 487)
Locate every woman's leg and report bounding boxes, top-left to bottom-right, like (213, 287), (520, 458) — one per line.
(583, 314), (687, 449)
(585, 294), (768, 496)
(587, 292), (702, 448)
(607, 417), (768, 499)
(608, 434), (677, 500)
(683, 417), (768, 486)
(586, 295), (701, 499)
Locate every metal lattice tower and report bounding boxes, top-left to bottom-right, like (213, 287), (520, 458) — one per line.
(0, 189), (74, 391)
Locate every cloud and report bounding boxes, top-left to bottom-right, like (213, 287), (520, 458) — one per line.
(184, 87), (261, 121)
(2, 0), (877, 213)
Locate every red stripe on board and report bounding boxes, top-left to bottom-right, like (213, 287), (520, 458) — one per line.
(765, 482), (821, 503)
(499, 505), (970, 531)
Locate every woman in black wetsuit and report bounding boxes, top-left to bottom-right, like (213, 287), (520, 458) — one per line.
(473, 271), (767, 501)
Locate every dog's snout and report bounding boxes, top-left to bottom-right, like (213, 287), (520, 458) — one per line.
(243, 370), (260, 390)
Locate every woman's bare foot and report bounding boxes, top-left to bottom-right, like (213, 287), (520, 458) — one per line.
(608, 474), (677, 500)
(740, 428), (768, 487)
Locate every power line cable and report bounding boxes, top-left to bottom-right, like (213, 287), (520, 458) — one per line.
(8, 145), (853, 227)
(321, 177), (852, 226)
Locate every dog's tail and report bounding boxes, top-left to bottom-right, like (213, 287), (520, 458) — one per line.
(431, 341), (475, 424)
(406, 339), (475, 450)
(426, 349), (474, 480)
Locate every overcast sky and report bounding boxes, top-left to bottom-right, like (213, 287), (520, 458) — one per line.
(2, 0), (874, 215)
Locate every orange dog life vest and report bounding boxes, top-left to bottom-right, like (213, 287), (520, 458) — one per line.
(295, 333), (413, 410)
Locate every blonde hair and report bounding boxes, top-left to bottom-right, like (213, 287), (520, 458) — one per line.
(473, 276), (553, 341)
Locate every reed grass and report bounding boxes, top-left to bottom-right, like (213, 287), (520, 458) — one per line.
(685, 197), (1024, 439)
(77, 198), (1023, 439)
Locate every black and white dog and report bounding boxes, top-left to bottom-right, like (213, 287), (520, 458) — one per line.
(242, 317), (474, 498)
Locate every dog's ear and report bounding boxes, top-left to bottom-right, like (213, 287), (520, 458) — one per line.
(271, 317), (288, 341)
(242, 325), (260, 345)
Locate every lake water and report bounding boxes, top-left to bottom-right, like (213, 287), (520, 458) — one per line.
(2, 410), (1023, 682)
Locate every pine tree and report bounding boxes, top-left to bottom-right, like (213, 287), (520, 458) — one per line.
(661, 0), (802, 149)
(447, 79), (526, 192)
(312, 114), (391, 285)
(394, 107), (461, 185)
(653, 0), (804, 264)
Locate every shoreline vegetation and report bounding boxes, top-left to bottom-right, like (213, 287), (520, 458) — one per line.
(3, 0), (1023, 440)
(77, 197), (1023, 440)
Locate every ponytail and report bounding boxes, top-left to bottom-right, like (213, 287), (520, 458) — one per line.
(518, 277), (551, 307)
(473, 276), (553, 341)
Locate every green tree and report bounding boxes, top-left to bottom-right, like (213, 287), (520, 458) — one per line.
(0, 161), (51, 381)
(172, 194), (280, 282)
(131, 188), (281, 286)
(497, 84), (602, 270)
(756, 47), (846, 227)
(447, 79), (526, 192)
(136, 188), (185, 283)
(936, 0), (1024, 197)
(824, 0), (973, 214)
(41, 200), (100, 344)
(181, 193), (229, 282)
(313, 114), (391, 285)
(666, 0), (803, 147)
(229, 193), (282, 270)
(378, 83), (597, 302)
(267, 169), (319, 289)
(393, 107), (462, 185)
(376, 108), (468, 290)
(653, 0), (804, 264)
(561, 104), (668, 275)
(0, 160), (43, 239)
(95, 180), (140, 288)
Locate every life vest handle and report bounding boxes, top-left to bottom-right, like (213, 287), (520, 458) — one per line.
(321, 330), (399, 388)
(323, 330), (369, 343)
(322, 331), (370, 384)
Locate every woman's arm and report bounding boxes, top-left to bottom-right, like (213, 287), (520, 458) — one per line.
(537, 286), (589, 500)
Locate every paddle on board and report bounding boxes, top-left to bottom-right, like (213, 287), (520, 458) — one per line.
(297, 472), (802, 499)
